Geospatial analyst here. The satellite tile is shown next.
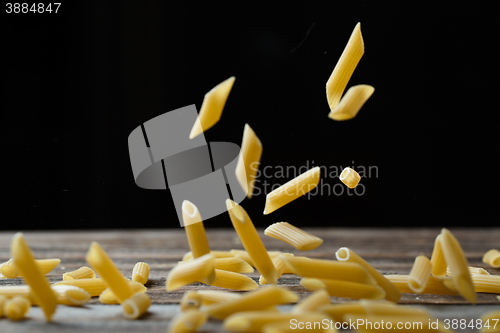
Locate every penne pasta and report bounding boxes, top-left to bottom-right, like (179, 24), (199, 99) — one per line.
(182, 250), (234, 262)
(51, 285), (91, 306)
(85, 242), (133, 303)
(1, 258), (61, 279)
(408, 255), (432, 293)
(292, 289), (331, 314)
(282, 256), (376, 285)
(189, 76), (235, 139)
(480, 310), (500, 333)
(0, 285), (34, 301)
(235, 123), (263, 198)
(300, 277), (386, 300)
(326, 22), (364, 110)
(63, 266), (96, 281)
(181, 290), (242, 312)
(263, 167), (321, 215)
(168, 309), (208, 333)
(318, 302), (367, 322)
(10, 233), (57, 322)
(207, 269), (258, 290)
(99, 281), (147, 304)
(446, 266), (490, 276)
(53, 278), (108, 297)
(439, 228), (476, 303)
(226, 200), (278, 285)
(264, 222), (323, 251)
(132, 262), (150, 285)
(483, 249), (500, 268)
(259, 253), (293, 285)
(122, 292), (151, 320)
(4, 295), (31, 321)
(230, 250), (283, 268)
(166, 253), (215, 291)
(205, 285), (299, 320)
(385, 275), (458, 295)
(336, 247), (401, 303)
(213, 257), (254, 273)
(329, 84), (374, 121)
(339, 167), (361, 189)
(430, 234), (447, 277)
(182, 200), (211, 261)
(471, 274), (500, 294)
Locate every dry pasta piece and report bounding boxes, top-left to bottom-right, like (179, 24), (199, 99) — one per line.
(264, 222), (323, 251)
(182, 200), (211, 262)
(122, 292), (151, 320)
(439, 228), (476, 303)
(0, 295), (7, 317)
(205, 286), (299, 320)
(326, 22), (364, 110)
(207, 269), (258, 290)
(446, 266), (490, 276)
(283, 256), (376, 285)
(329, 84), (374, 121)
(53, 278), (108, 297)
(385, 275), (458, 295)
(408, 255), (432, 293)
(10, 233), (57, 321)
(336, 247), (401, 303)
(430, 235), (447, 277)
(168, 309), (208, 333)
(1, 258), (61, 279)
(483, 249), (500, 268)
(263, 167), (321, 215)
(166, 253), (215, 291)
(4, 295), (31, 321)
(480, 310), (500, 333)
(182, 250), (234, 261)
(318, 302), (367, 322)
(189, 76), (235, 139)
(301, 277), (386, 300)
(235, 123), (263, 198)
(292, 289), (331, 314)
(339, 167), (361, 189)
(51, 285), (91, 306)
(63, 266), (96, 280)
(213, 257), (254, 273)
(471, 274), (500, 294)
(0, 285), (33, 301)
(226, 200), (278, 285)
(100, 281), (147, 304)
(181, 290), (243, 312)
(230, 250), (282, 268)
(259, 253), (293, 285)
(85, 242), (133, 303)
(132, 262), (150, 285)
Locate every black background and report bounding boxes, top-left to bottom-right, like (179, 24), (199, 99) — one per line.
(3, 2), (499, 230)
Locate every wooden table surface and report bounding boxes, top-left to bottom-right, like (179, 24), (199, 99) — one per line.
(0, 228), (499, 332)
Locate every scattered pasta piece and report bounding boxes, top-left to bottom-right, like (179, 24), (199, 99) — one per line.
(430, 234), (447, 277)
(439, 228), (476, 303)
(1, 258), (61, 279)
(318, 302), (367, 322)
(132, 262), (150, 285)
(483, 249), (500, 268)
(168, 309), (208, 333)
(335, 247), (401, 303)
(181, 290), (241, 312)
(182, 250), (234, 261)
(329, 84), (374, 121)
(339, 167), (361, 189)
(213, 257), (254, 273)
(4, 295), (31, 321)
(189, 76), (235, 139)
(121, 292), (151, 320)
(10, 233), (57, 321)
(226, 199), (278, 285)
(63, 266), (96, 281)
(53, 278), (108, 297)
(260, 253), (294, 285)
(51, 285), (91, 306)
(264, 222), (323, 251)
(326, 22), (364, 110)
(182, 200), (211, 263)
(230, 250), (283, 268)
(263, 167), (321, 215)
(470, 274), (500, 294)
(300, 277), (386, 300)
(85, 242), (133, 303)
(408, 255), (432, 293)
(0, 285), (33, 301)
(446, 266), (490, 276)
(100, 281), (147, 304)
(292, 289), (331, 314)
(207, 269), (258, 290)
(480, 310), (500, 333)
(166, 253), (215, 291)
(235, 123), (263, 198)
(385, 275), (458, 295)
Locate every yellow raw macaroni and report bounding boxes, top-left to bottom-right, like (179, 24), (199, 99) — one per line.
(329, 84), (374, 121)
(4, 295), (31, 321)
(182, 200), (211, 261)
(230, 250), (283, 269)
(408, 255), (432, 293)
(292, 289), (331, 314)
(235, 123), (263, 198)
(300, 277), (386, 300)
(208, 269), (258, 290)
(1, 258), (61, 279)
(53, 278), (108, 297)
(132, 262), (150, 285)
(259, 253), (293, 285)
(0, 285), (33, 301)
(168, 309), (208, 333)
(263, 167), (321, 215)
(385, 275), (458, 295)
(189, 76), (235, 139)
(182, 250), (234, 261)
(264, 222), (323, 251)
(446, 266), (490, 276)
(430, 234), (447, 277)
(213, 257), (254, 273)
(166, 253), (215, 291)
(180, 290), (241, 312)
(99, 281), (147, 304)
(51, 285), (91, 306)
(122, 292), (151, 320)
(483, 249), (500, 268)
(471, 274), (500, 294)
(339, 167), (361, 189)
(63, 266), (96, 280)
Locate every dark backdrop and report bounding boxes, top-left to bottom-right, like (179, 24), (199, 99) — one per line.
(3, 2), (499, 230)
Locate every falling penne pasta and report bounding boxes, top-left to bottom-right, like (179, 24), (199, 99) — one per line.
(99, 281), (147, 304)
(10, 233), (57, 322)
(264, 222), (323, 251)
(4, 295), (31, 321)
(207, 269), (258, 290)
(326, 22), (364, 110)
(385, 275), (459, 295)
(329, 84), (374, 121)
(51, 285), (91, 306)
(213, 257), (254, 273)
(339, 167), (361, 189)
(182, 250), (234, 261)
(483, 249), (500, 268)
(471, 274), (500, 294)
(85, 242), (133, 303)
(226, 200), (278, 284)
(166, 253), (215, 291)
(53, 278), (108, 297)
(439, 228), (476, 303)
(63, 266), (96, 281)
(1, 258), (61, 279)
(300, 277), (386, 300)
(430, 234), (447, 277)
(292, 289), (331, 314)
(408, 255), (432, 293)
(235, 123), (263, 198)
(446, 266), (490, 276)
(182, 200), (211, 260)
(132, 262), (150, 285)
(259, 253), (293, 285)
(263, 167), (321, 215)
(168, 309), (208, 333)
(189, 76), (235, 139)
(122, 292), (151, 320)
(335, 247), (401, 303)
(181, 290), (241, 312)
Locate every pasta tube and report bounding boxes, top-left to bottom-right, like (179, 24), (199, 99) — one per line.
(439, 228), (476, 303)
(329, 84), (374, 121)
(0, 285), (34, 301)
(408, 256), (432, 293)
(51, 285), (91, 306)
(483, 249), (500, 268)
(226, 199), (278, 285)
(189, 76), (235, 139)
(10, 233), (57, 321)
(264, 222), (323, 251)
(99, 281), (147, 304)
(63, 266), (96, 280)
(235, 123), (263, 198)
(122, 293), (151, 320)
(430, 235), (447, 277)
(339, 167), (361, 189)
(85, 242), (133, 303)
(292, 289), (331, 314)
(385, 275), (458, 295)
(336, 247), (401, 302)
(182, 200), (211, 260)
(213, 257), (254, 273)
(300, 277), (386, 300)
(182, 250), (234, 261)
(53, 278), (108, 297)
(471, 274), (500, 294)
(168, 309), (208, 333)
(260, 253), (293, 285)
(166, 253), (215, 291)
(207, 269), (258, 290)
(446, 266), (490, 276)
(180, 290), (241, 312)
(230, 250), (282, 268)
(1, 258), (61, 279)
(318, 303), (367, 322)
(132, 262), (150, 285)
(263, 167), (321, 215)
(4, 295), (31, 321)
(326, 22), (364, 110)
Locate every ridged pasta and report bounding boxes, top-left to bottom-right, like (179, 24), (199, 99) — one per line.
(230, 250), (283, 269)
(235, 123), (263, 198)
(1, 258), (61, 279)
(260, 253), (294, 285)
(122, 292), (151, 319)
(53, 278), (108, 297)
(430, 234), (447, 277)
(264, 222), (323, 251)
(166, 253), (215, 291)
(168, 309), (208, 333)
(99, 281), (147, 304)
(207, 269), (258, 290)
(483, 249), (500, 268)
(300, 277), (386, 300)
(181, 290), (242, 312)
(182, 250), (234, 261)
(63, 266), (96, 281)
(292, 289), (331, 314)
(384, 275), (458, 295)
(329, 84), (374, 121)
(51, 285), (91, 306)
(339, 167), (361, 189)
(408, 256), (432, 293)
(213, 257), (254, 273)
(446, 266), (490, 276)
(182, 200), (211, 262)
(132, 262), (150, 285)
(4, 295), (31, 321)
(471, 274), (500, 294)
